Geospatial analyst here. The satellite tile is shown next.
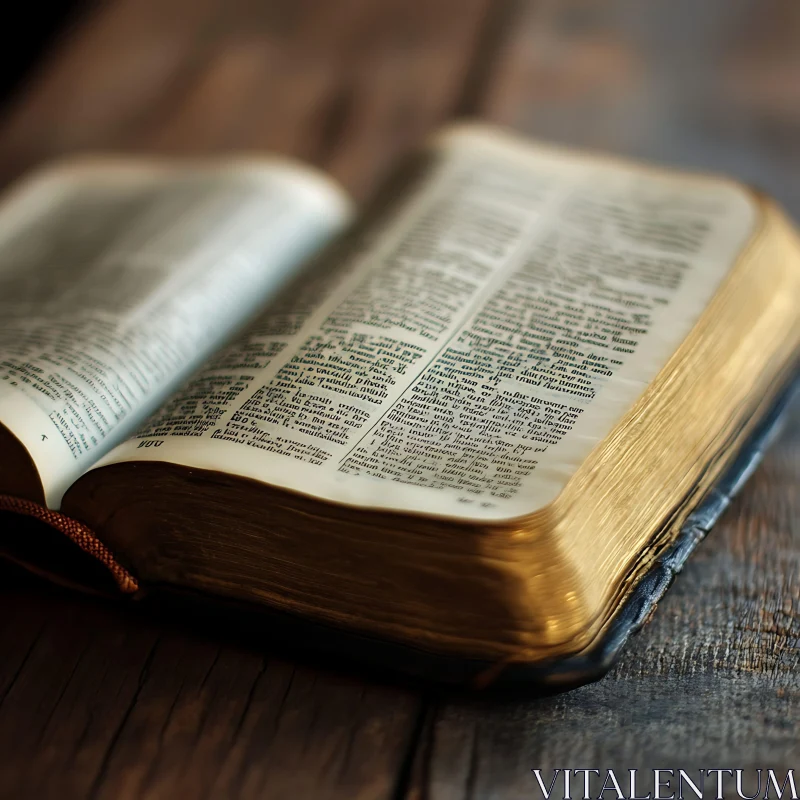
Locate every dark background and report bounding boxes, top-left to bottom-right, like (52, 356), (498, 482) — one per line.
(0, 2), (85, 107)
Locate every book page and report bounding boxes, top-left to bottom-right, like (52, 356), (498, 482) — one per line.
(0, 158), (351, 507)
(100, 126), (758, 522)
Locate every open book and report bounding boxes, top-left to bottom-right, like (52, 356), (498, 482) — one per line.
(1, 124), (798, 687)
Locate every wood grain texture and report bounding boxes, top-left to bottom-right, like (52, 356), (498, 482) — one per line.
(0, 0), (498, 201)
(0, 0), (799, 798)
(0, 570), (423, 800)
(478, 0), (800, 215)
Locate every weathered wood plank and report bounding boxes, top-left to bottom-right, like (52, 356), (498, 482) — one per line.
(479, 0), (800, 215)
(0, 0), (497, 201)
(0, 572), (423, 800)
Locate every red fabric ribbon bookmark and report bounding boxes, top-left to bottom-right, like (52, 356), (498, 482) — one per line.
(0, 494), (138, 593)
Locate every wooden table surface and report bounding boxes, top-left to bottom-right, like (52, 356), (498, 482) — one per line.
(1, 1), (799, 797)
